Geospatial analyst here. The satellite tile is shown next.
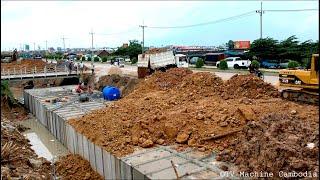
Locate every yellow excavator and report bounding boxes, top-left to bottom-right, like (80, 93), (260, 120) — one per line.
(279, 54), (319, 104)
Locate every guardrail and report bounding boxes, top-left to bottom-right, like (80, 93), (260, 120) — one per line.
(1, 65), (81, 77)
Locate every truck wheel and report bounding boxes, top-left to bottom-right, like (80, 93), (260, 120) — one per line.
(217, 64), (219, 68)
(234, 64), (239, 69)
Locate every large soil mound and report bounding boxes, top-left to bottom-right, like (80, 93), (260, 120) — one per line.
(221, 74), (279, 99)
(217, 113), (319, 177)
(68, 68), (318, 157)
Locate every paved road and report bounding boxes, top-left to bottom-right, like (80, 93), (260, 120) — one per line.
(83, 62), (279, 86)
(46, 60), (278, 86)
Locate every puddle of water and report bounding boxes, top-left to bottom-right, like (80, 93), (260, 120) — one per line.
(24, 132), (53, 161)
(19, 118), (69, 162)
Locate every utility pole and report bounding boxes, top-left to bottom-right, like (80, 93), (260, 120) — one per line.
(139, 25), (147, 54)
(61, 36), (67, 52)
(45, 40), (48, 62)
(256, 1), (265, 39)
(89, 29), (94, 65)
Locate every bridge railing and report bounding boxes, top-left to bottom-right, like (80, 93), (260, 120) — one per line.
(1, 65), (81, 77)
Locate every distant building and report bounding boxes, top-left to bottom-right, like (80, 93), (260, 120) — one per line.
(95, 50), (110, 58)
(233, 41), (250, 50)
(25, 44), (30, 51)
(57, 47), (62, 52)
(48, 47), (55, 53)
(122, 43), (128, 48)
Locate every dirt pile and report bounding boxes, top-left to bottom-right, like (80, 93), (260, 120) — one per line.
(108, 66), (123, 75)
(55, 154), (103, 180)
(1, 98), (28, 122)
(221, 74), (279, 99)
(145, 48), (169, 54)
(1, 118), (51, 179)
(95, 74), (140, 97)
(216, 113), (319, 177)
(68, 68), (319, 157)
(1, 59), (49, 72)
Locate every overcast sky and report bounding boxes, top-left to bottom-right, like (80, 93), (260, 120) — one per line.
(1, 1), (318, 51)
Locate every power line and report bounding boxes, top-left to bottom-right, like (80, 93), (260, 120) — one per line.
(147, 10), (256, 29)
(96, 27), (138, 36)
(264, 9), (318, 12)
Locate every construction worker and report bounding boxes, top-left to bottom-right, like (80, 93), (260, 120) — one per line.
(75, 81), (87, 93)
(80, 61), (84, 74)
(68, 60), (73, 74)
(248, 63), (255, 74)
(91, 63), (95, 75)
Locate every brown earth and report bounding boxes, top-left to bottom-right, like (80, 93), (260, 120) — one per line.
(55, 154), (103, 180)
(95, 74), (140, 97)
(145, 48), (169, 54)
(216, 113), (319, 177)
(1, 59), (89, 73)
(1, 98), (51, 179)
(1, 117), (51, 179)
(68, 68), (318, 158)
(1, 98), (29, 122)
(1, 59), (49, 72)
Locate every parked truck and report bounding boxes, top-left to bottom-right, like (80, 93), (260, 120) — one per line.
(216, 56), (251, 69)
(137, 50), (188, 78)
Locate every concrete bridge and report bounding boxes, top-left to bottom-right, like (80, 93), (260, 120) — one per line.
(1, 71), (80, 81)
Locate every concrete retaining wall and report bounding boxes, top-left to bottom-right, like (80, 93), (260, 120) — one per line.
(24, 86), (234, 179)
(23, 86), (147, 179)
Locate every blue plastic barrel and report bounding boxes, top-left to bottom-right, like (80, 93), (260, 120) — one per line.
(102, 86), (121, 101)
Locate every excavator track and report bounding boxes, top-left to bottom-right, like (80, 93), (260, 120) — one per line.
(281, 89), (319, 105)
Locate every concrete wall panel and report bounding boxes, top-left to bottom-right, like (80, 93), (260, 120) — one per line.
(94, 145), (104, 178)
(88, 140), (96, 171)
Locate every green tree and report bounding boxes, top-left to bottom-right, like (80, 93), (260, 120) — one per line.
(94, 56), (100, 62)
(247, 37), (279, 61)
(278, 35), (300, 62)
(288, 60), (300, 68)
(226, 40), (234, 50)
(131, 57), (138, 64)
(113, 40), (142, 60)
(218, 60), (228, 70)
(1, 81), (16, 106)
(195, 58), (204, 68)
(102, 56), (108, 62)
(251, 60), (260, 69)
